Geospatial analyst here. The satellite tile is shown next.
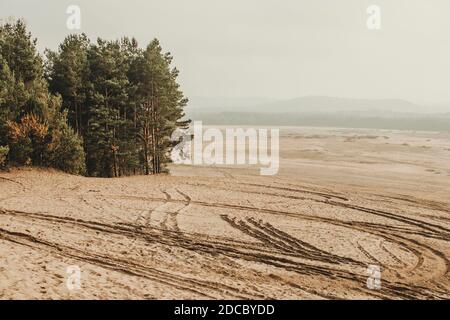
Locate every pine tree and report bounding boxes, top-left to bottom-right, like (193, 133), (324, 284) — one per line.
(1, 20), (189, 177)
(85, 39), (133, 177)
(46, 34), (90, 136)
(0, 19), (43, 83)
(0, 20), (85, 173)
(129, 39), (189, 174)
(0, 54), (27, 146)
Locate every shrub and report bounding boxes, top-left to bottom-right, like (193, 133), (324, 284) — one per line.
(47, 123), (86, 175)
(0, 145), (9, 167)
(44, 109), (86, 175)
(6, 114), (48, 166)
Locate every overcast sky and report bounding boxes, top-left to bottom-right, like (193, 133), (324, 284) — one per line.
(1, 0), (450, 104)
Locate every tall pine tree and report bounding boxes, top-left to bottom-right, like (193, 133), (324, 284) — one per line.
(2, 20), (189, 177)
(46, 34), (90, 136)
(0, 20), (85, 173)
(129, 39), (189, 174)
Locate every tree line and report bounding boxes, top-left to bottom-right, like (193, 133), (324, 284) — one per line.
(0, 19), (189, 177)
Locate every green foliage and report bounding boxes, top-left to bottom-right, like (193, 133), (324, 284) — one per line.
(6, 113), (48, 165)
(0, 19), (43, 83)
(1, 19), (189, 177)
(84, 38), (136, 177)
(0, 20), (86, 174)
(81, 37), (189, 176)
(45, 109), (86, 174)
(45, 34), (90, 135)
(129, 39), (190, 174)
(0, 54), (27, 146)
(0, 145), (9, 167)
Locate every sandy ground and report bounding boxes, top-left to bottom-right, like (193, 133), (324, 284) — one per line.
(0, 127), (449, 299)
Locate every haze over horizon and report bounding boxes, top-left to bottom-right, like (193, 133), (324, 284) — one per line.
(188, 95), (450, 114)
(2, 0), (450, 108)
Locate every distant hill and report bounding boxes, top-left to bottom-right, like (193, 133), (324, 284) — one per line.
(185, 96), (450, 132)
(188, 96), (428, 114)
(248, 96), (423, 114)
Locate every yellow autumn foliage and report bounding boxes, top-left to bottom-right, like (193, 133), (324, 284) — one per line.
(6, 114), (49, 143)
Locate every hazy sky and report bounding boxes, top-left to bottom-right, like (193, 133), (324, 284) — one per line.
(1, 0), (450, 104)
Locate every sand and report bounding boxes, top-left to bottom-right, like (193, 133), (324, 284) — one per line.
(0, 127), (449, 299)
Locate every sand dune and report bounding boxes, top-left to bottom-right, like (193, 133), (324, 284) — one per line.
(0, 127), (449, 299)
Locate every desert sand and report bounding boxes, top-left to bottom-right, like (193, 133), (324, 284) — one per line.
(0, 127), (449, 299)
